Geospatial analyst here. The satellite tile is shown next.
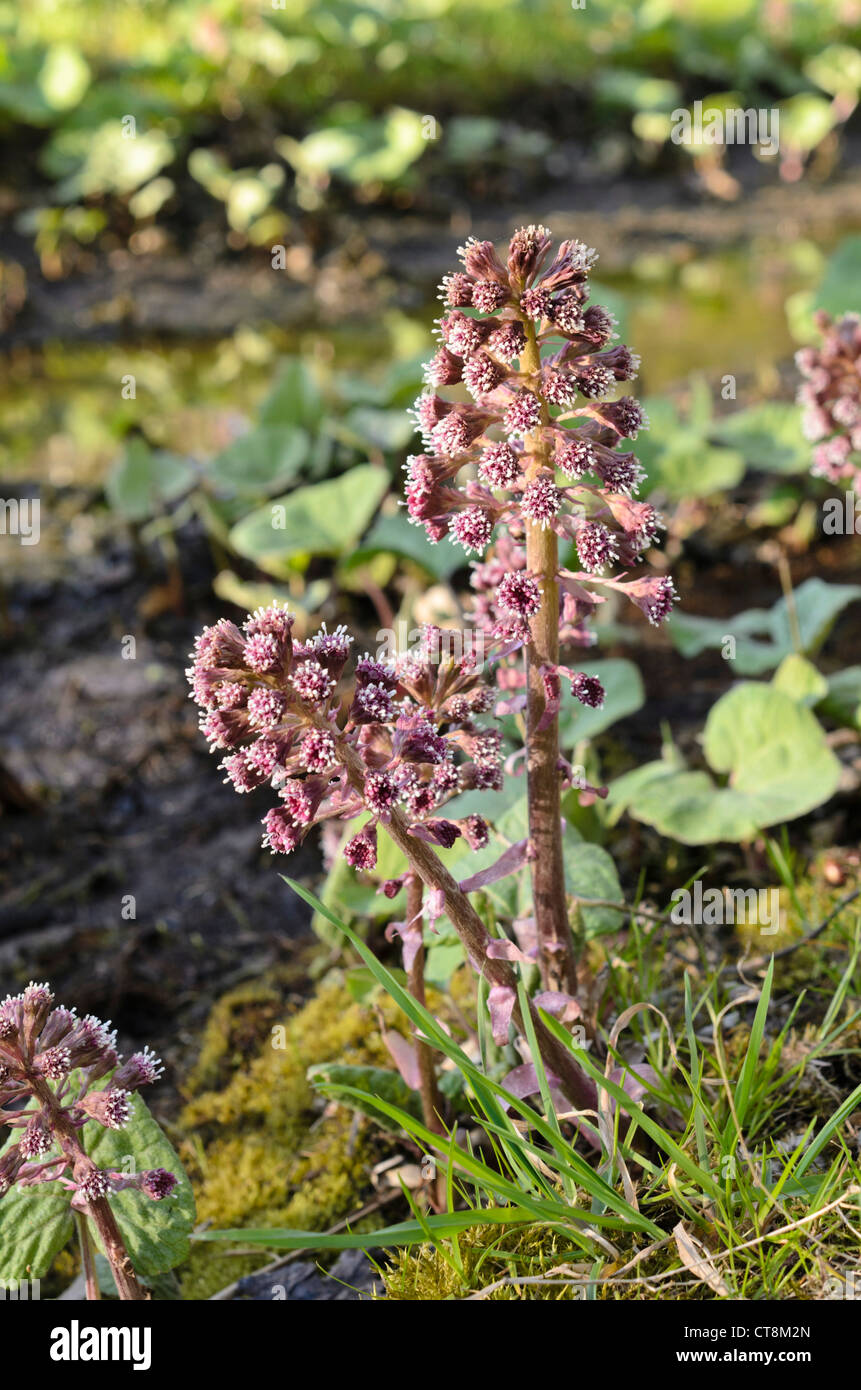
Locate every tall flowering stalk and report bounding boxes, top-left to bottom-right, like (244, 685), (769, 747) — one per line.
(0, 981), (177, 1300)
(189, 225), (676, 1122)
(406, 226), (676, 991)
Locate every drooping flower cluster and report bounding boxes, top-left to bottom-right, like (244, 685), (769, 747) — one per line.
(797, 311), (861, 486)
(0, 981), (176, 1208)
(188, 609), (502, 867)
(406, 226), (676, 672)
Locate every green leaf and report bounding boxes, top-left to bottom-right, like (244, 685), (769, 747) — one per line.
(351, 511), (463, 580)
(778, 93), (835, 152)
(771, 653), (828, 706)
(634, 392), (744, 500)
(711, 402), (810, 475)
(343, 406), (416, 452)
(818, 666), (861, 730)
(259, 361), (325, 431)
(38, 45), (91, 111)
(206, 427), (309, 495)
(565, 840), (625, 936)
(0, 1177), (74, 1283)
(668, 578), (861, 675)
(813, 236), (861, 320)
(308, 1064), (423, 1128)
(609, 684), (842, 844)
(228, 464), (389, 570)
(84, 1088), (196, 1278)
(105, 439), (195, 522)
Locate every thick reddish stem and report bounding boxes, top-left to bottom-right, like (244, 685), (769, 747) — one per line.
(28, 1074), (148, 1301)
(521, 318), (578, 995)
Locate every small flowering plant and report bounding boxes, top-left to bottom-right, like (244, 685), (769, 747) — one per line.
(797, 310), (861, 487)
(190, 226), (676, 1129)
(0, 981), (191, 1300)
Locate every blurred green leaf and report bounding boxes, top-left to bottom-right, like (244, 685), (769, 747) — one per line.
(229, 464), (389, 569)
(105, 439), (195, 522)
(206, 427), (309, 495)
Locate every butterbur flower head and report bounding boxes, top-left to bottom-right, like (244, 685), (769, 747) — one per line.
(479, 442), (521, 489)
(463, 351), (504, 398)
(424, 345), (463, 387)
(520, 287), (553, 321)
(78, 1087), (133, 1131)
(344, 824), (377, 870)
(440, 271), (473, 307)
(351, 680), (396, 724)
(504, 390), (541, 438)
(521, 476), (561, 528)
(487, 321), (526, 363)
(556, 435), (595, 479)
(262, 806), (302, 855)
(77, 1169), (111, 1203)
(462, 814), (490, 850)
(35, 1045), (71, 1081)
(111, 1046), (164, 1090)
(20, 1114), (53, 1159)
(626, 575), (678, 626)
(65, 1013), (117, 1070)
(365, 771), (397, 815)
(290, 661), (332, 705)
(299, 727), (336, 772)
(451, 505), (494, 554)
(140, 1168), (178, 1201)
(472, 281), (509, 312)
(571, 673), (605, 708)
(507, 224), (553, 283)
(439, 310), (489, 357)
(21, 981), (54, 1035)
(498, 571), (542, 618)
(576, 521), (619, 572)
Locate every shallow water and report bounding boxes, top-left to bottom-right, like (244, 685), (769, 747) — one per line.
(0, 232), (843, 496)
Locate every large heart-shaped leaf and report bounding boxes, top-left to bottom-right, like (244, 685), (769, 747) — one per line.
(609, 683), (841, 845)
(229, 464), (389, 570)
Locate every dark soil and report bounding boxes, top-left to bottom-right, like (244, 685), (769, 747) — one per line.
(0, 526), (317, 1104)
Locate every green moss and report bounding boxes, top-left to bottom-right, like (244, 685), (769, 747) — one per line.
(382, 1223), (597, 1301)
(178, 972), (417, 1300)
